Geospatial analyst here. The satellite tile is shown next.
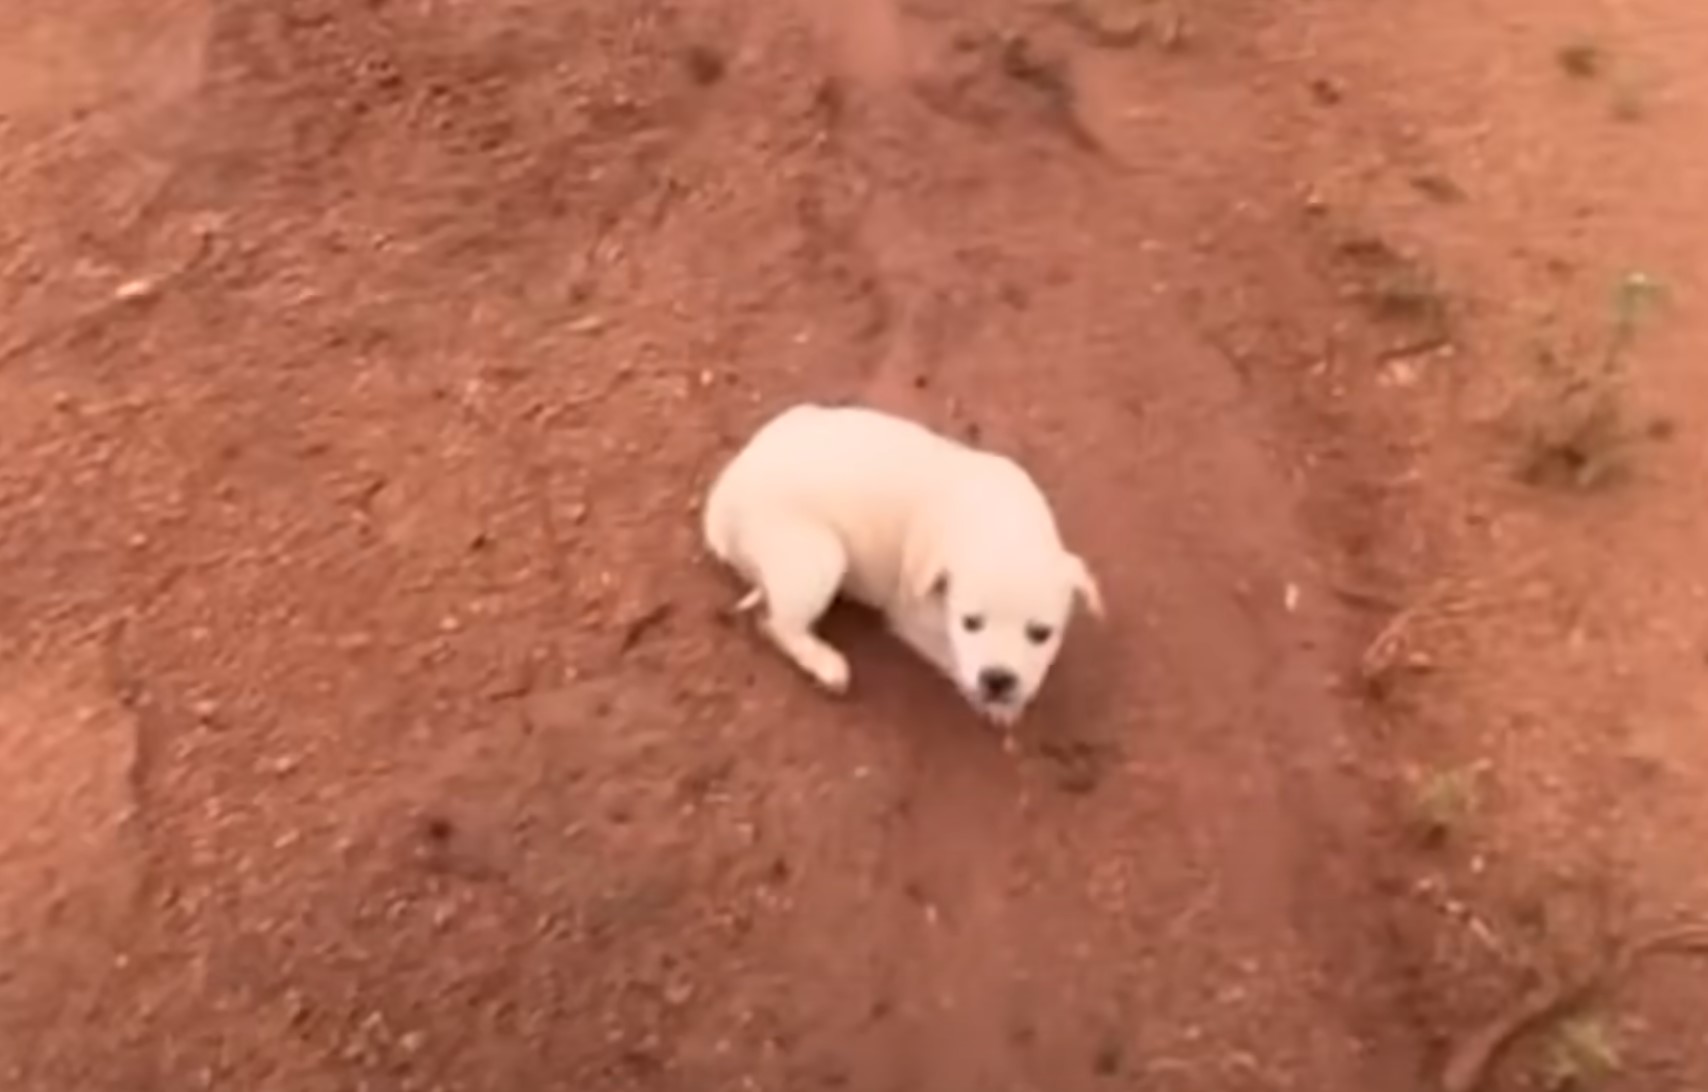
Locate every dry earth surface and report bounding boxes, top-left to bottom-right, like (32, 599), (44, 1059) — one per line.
(2, 1), (1705, 1090)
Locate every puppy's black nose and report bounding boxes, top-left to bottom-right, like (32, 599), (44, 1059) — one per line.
(978, 666), (1018, 702)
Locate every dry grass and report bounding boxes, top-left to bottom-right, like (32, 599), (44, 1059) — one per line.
(1541, 1013), (1622, 1089)
(1514, 272), (1666, 491)
(1408, 764), (1481, 846)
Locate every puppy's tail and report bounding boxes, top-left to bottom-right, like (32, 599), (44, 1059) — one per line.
(733, 587), (764, 614)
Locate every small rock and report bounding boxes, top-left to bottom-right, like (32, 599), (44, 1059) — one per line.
(664, 979), (696, 1007)
(1059, 0), (1150, 46)
(1380, 358), (1421, 388)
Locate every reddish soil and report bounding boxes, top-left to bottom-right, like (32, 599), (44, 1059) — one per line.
(3, 1), (1705, 1091)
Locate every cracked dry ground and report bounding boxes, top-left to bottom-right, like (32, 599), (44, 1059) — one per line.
(4, 1), (1708, 1090)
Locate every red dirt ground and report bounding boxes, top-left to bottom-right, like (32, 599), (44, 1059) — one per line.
(3, 1), (1705, 1090)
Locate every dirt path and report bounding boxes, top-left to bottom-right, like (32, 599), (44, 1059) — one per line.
(3, 1), (1705, 1090)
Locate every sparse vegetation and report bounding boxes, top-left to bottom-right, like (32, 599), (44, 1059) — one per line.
(1542, 1013), (1622, 1089)
(1409, 764), (1481, 845)
(1330, 231), (1455, 361)
(1515, 272), (1666, 490)
(1554, 37), (1659, 122)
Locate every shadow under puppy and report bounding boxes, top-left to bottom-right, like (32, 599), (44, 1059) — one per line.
(703, 402), (1102, 731)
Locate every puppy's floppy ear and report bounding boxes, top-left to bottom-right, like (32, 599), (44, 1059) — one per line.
(901, 527), (949, 602)
(1063, 551), (1104, 619)
(922, 570), (949, 599)
(904, 554), (949, 602)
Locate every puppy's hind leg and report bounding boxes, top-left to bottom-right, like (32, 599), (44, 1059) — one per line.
(747, 521), (852, 695)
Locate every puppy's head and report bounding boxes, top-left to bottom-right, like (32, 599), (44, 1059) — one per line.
(925, 547), (1102, 726)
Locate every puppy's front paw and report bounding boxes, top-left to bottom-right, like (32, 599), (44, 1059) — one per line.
(804, 646), (851, 695)
(761, 620), (852, 697)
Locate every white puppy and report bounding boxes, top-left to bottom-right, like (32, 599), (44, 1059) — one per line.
(703, 402), (1102, 726)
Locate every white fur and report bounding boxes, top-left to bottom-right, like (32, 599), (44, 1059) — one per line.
(702, 402), (1102, 727)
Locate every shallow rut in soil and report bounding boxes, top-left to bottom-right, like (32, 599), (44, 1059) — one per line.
(751, 2), (1423, 1087)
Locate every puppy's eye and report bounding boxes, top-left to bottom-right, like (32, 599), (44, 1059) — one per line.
(961, 614), (985, 633)
(1025, 623), (1054, 645)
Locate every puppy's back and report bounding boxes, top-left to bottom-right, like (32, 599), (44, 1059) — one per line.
(703, 402), (964, 561)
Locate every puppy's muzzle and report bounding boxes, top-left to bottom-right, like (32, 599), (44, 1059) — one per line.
(976, 666), (1019, 704)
